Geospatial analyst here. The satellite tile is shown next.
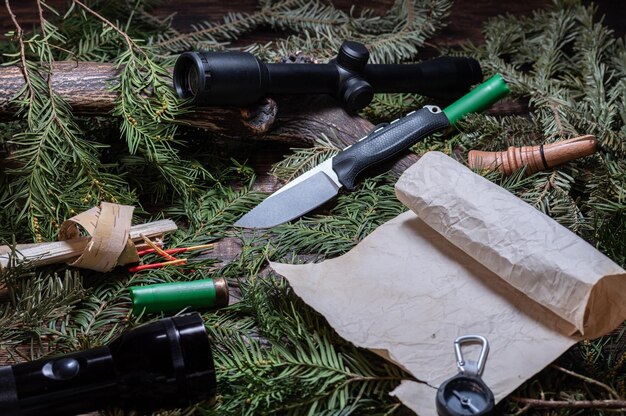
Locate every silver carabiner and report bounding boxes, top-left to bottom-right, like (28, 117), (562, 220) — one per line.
(454, 335), (489, 377)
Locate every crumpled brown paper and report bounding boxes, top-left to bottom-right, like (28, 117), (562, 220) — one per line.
(270, 151), (626, 415)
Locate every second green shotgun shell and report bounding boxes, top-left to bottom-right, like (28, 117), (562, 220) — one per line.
(130, 277), (229, 316)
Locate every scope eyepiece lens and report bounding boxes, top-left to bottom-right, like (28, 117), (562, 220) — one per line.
(173, 52), (207, 102)
(186, 65), (200, 96)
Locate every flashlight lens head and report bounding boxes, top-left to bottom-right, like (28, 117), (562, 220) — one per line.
(1, 313), (216, 416)
(110, 312), (216, 410)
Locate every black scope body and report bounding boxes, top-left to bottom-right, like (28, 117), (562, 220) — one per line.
(0, 313), (216, 416)
(173, 41), (482, 111)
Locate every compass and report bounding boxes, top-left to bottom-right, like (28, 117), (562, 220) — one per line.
(436, 335), (496, 416)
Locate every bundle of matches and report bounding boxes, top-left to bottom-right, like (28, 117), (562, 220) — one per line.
(127, 236), (214, 273)
(468, 135), (597, 176)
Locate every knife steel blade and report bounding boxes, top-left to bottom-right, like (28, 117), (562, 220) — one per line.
(233, 168), (341, 228)
(235, 105), (449, 228)
(235, 74), (510, 229)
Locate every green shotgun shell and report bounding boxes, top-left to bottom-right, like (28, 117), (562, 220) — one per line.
(443, 73), (510, 125)
(130, 277), (229, 315)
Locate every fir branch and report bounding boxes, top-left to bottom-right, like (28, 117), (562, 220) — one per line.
(360, 0), (452, 63)
(457, 0), (626, 255)
(551, 363), (621, 400)
(2, 0), (134, 240)
(166, 179), (265, 241)
(152, 0), (451, 66)
(270, 135), (340, 182)
(203, 276), (408, 415)
(518, 170), (588, 232)
(153, 10), (266, 52)
(72, 0), (148, 58)
(152, 0), (310, 53)
(67, 0), (200, 202)
(361, 93), (426, 124)
(0, 267), (85, 356)
(271, 176), (405, 258)
(261, 0), (354, 34)
(1, 2), (626, 416)
(4, 0), (35, 110)
(511, 397), (626, 411)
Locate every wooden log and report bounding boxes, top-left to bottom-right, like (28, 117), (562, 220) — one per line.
(0, 61), (278, 135)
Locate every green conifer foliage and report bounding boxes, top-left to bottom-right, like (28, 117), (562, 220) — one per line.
(0, 0), (624, 414)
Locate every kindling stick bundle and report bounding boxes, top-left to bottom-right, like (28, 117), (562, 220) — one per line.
(0, 203), (177, 271)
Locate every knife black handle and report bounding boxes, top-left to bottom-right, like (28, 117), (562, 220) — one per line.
(332, 106), (450, 190)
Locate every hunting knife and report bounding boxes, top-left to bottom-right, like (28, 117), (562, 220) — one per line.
(235, 74), (510, 229)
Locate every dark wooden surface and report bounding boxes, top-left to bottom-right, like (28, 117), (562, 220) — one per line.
(4, 1), (625, 43)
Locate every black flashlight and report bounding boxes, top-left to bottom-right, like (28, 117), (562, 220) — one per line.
(173, 41), (483, 111)
(0, 313), (216, 416)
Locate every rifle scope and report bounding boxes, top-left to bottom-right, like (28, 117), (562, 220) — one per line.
(0, 313), (216, 416)
(173, 41), (483, 111)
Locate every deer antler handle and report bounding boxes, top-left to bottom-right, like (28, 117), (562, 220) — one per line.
(468, 135), (597, 175)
